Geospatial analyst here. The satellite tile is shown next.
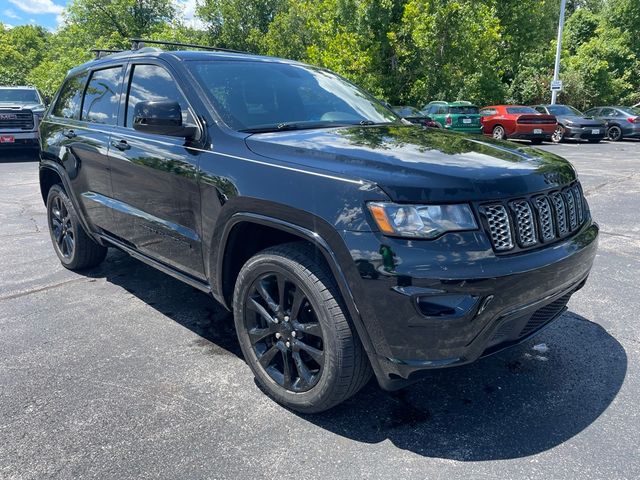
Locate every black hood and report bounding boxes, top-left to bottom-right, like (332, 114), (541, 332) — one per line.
(245, 125), (577, 202)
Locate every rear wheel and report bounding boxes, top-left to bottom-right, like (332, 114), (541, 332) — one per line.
(233, 243), (372, 413)
(492, 125), (506, 140)
(46, 184), (107, 270)
(552, 125), (565, 143)
(607, 125), (622, 142)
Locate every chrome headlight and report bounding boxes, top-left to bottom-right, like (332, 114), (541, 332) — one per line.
(368, 202), (478, 239)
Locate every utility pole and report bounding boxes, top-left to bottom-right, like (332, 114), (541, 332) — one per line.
(551, 0), (567, 105)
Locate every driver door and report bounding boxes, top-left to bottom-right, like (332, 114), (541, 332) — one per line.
(107, 61), (205, 278)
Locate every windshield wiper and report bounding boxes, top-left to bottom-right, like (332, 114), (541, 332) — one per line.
(239, 121), (354, 134)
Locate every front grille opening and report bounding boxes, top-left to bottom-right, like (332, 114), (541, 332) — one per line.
(479, 181), (588, 254)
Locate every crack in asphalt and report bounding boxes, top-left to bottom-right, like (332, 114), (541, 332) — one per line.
(0, 277), (87, 302)
(583, 172), (640, 196)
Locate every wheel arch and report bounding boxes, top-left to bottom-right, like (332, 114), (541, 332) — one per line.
(212, 212), (381, 375)
(39, 161), (103, 245)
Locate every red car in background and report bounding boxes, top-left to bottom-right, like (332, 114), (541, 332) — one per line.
(480, 105), (557, 144)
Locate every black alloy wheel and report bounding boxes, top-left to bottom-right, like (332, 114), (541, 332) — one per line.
(49, 194), (75, 259)
(607, 125), (622, 142)
(244, 271), (325, 392)
(46, 184), (107, 270)
(233, 243), (372, 413)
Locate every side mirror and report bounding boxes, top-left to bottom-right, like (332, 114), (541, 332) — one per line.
(133, 101), (198, 138)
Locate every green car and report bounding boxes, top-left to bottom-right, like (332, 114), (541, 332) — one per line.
(421, 101), (483, 134)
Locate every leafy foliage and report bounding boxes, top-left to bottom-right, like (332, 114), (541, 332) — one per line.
(1, 0), (638, 109)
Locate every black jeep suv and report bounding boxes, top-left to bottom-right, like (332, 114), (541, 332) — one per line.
(39, 42), (598, 413)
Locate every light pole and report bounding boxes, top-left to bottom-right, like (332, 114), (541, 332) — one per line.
(551, 0), (567, 105)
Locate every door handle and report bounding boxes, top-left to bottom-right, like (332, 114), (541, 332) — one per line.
(111, 139), (131, 151)
(62, 129), (76, 139)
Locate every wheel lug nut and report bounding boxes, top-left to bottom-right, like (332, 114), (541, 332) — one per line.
(285, 341), (291, 348)
(273, 318), (279, 324)
(291, 331), (297, 338)
(275, 333), (281, 339)
(284, 316), (290, 322)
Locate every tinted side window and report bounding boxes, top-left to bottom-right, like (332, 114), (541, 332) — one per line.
(600, 108), (614, 116)
(81, 67), (123, 125)
(534, 106), (546, 114)
(52, 72), (88, 119)
(126, 64), (194, 128)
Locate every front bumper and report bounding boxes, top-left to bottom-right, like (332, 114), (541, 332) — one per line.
(564, 125), (605, 140)
(343, 220), (599, 390)
(0, 131), (39, 148)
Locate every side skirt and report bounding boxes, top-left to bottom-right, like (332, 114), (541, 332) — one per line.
(98, 233), (212, 294)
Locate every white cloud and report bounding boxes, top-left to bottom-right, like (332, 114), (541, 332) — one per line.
(3, 9), (21, 20)
(8, 0), (64, 15)
(176, 0), (205, 29)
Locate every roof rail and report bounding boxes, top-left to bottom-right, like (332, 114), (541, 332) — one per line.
(90, 49), (123, 60)
(130, 38), (249, 55)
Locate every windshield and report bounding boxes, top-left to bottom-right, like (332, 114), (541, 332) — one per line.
(547, 105), (582, 116)
(393, 106), (421, 117)
(448, 105), (479, 114)
(191, 61), (398, 132)
(0, 89), (40, 103)
(506, 106), (538, 114)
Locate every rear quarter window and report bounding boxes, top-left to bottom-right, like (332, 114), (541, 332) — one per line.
(52, 72), (89, 120)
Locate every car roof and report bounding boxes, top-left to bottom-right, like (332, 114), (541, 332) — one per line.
(427, 100), (476, 106)
(68, 47), (306, 76)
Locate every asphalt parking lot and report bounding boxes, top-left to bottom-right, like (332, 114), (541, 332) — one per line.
(1, 140), (639, 479)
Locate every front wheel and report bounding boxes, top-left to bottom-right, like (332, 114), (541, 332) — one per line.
(552, 125), (565, 143)
(46, 185), (108, 270)
(233, 243), (372, 413)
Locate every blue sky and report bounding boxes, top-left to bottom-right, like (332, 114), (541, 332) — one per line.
(1, 0), (199, 31)
(1, 0), (66, 30)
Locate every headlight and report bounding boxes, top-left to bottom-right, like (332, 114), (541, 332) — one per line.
(368, 202), (477, 239)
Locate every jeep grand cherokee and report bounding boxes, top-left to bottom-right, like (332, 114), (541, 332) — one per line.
(39, 41), (598, 413)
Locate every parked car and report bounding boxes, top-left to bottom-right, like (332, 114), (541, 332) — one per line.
(421, 100), (483, 134)
(532, 104), (605, 143)
(39, 41), (598, 413)
(583, 106), (640, 141)
(479, 105), (556, 143)
(392, 106), (437, 127)
(0, 86), (45, 150)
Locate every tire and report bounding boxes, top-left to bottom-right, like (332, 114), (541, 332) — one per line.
(607, 125), (622, 142)
(46, 184), (107, 270)
(233, 242), (372, 413)
(492, 125), (506, 140)
(552, 125), (565, 143)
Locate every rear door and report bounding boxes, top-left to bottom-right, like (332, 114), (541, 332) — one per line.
(107, 60), (205, 278)
(42, 66), (124, 234)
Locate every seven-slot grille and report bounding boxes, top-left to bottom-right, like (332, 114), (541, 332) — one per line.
(0, 109), (34, 130)
(479, 182), (588, 253)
